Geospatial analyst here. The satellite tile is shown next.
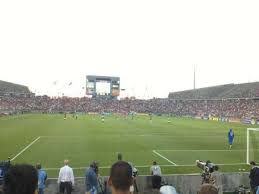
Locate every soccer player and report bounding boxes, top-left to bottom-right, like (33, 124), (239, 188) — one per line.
(64, 113), (67, 120)
(149, 113), (153, 123)
(101, 113), (105, 123)
(228, 128), (235, 149)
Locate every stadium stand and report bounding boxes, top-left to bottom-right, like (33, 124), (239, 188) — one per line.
(1, 81), (259, 119)
(168, 82), (259, 99)
(1, 96), (259, 119)
(0, 80), (32, 97)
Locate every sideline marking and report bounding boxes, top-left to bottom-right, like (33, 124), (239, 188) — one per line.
(44, 163), (246, 170)
(152, 150), (177, 165)
(11, 136), (41, 161)
(157, 149), (247, 152)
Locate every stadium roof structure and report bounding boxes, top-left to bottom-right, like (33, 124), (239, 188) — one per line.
(168, 82), (259, 100)
(0, 80), (31, 94)
(86, 75), (120, 81)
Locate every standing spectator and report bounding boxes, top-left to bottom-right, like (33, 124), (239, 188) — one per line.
(58, 160), (75, 194)
(249, 161), (259, 194)
(108, 161), (133, 194)
(85, 162), (98, 194)
(3, 164), (38, 194)
(150, 161), (162, 189)
(128, 162), (138, 194)
(210, 166), (223, 194)
(36, 163), (47, 194)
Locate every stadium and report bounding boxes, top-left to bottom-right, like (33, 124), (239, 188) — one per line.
(1, 1), (259, 193)
(1, 78), (259, 194)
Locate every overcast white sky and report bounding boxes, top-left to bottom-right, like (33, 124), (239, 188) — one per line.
(0, 0), (259, 98)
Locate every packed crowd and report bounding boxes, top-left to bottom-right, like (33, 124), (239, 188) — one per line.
(1, 95), (259, 119)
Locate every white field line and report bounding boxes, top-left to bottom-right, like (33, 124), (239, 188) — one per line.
(39, 134), (225, 138)
(138, 135), (224, 137)
(43, 163), (247, 171)
(156, 149), (248, 152)
(152, 150), (177, 166)
(11, 136), (41, 161)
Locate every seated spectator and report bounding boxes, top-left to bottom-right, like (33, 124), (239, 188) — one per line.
(108, 161), (133, 194)
(3, 164), (38, 194)
(150, 161), (162, 189)
(198, 183), (218, 194)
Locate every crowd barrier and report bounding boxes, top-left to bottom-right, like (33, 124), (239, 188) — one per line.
(44, 172), (250, 194)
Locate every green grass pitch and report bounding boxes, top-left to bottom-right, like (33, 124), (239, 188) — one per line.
(0, 114), (257, 178)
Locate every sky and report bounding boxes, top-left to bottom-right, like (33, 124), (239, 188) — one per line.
(0, 0), (259, 99)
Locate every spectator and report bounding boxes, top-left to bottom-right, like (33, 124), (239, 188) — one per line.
(249, 161), (259, 194)
(3, 164), (38, 194)
(150, 161), (162, 189)
(160, 185), (178, 194)
(36, 163), (47, 194)
(210, 166), (223, 194)
(108, 161), (133, 194)
(198, 184), (218, 194)
(85, 162), (98, 194)
(128, 162), (138, 194)
(58, 160), (75, 194)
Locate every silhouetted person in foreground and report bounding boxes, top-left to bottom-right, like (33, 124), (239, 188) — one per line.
(108, 161), (133, 194)
(3, 164), (38, 194)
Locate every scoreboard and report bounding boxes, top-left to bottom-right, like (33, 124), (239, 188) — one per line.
(86, 75), (120, 98)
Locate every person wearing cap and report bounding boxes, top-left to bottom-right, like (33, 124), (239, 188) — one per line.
(249, 161), (259, 194)
(36, 163), (47, 194)
(85, 162), (98, 194)
(150, 161), (162, 189)
(58, 160), (75, 194)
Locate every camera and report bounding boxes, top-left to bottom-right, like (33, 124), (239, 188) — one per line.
(0, 158), (11, 185)
(132, 167), (138, 177)
(196, 160), (216, 184)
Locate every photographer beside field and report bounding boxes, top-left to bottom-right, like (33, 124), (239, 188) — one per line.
(198, 184), (218, 194)
(210, 166), (223, 194)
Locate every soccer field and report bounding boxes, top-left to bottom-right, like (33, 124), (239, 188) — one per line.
(0, 114), (256, 178)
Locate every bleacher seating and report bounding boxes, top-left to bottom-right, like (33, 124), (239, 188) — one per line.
(0, 80), (32, 97)
(168, 82), (259, 99)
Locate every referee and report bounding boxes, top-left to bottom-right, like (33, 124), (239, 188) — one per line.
(58, 160), (75, 194)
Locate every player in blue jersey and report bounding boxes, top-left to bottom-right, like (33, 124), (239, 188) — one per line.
(228, 128), (235, 149)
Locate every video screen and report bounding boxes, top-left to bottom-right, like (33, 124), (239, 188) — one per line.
(96, 81), (111, 95)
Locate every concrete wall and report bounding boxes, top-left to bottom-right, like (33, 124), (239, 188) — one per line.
(44, 173), (250, 194)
